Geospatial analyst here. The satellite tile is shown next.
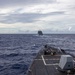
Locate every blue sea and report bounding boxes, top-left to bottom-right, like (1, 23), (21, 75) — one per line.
(0, 34), (75, 75)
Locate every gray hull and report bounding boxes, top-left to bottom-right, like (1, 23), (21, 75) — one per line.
(27, 47), (75, 75)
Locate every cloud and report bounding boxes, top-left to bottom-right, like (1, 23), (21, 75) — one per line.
(0, 28), (19, 33)
(0, 0), (75, 33)
(0, 0), (56, 8)
(0, 11), (64, 24)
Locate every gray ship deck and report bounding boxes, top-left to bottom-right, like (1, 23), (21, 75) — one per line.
(27, 49), (75, 75)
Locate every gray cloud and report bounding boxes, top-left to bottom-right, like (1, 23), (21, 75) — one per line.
(0, 11), (65, 24)
(0, 0), (56, 8)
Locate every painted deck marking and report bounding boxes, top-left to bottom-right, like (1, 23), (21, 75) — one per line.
(41, 55), (58, 66)
(34, 59), (59, 60)
(41, 55), (46, 65)
(46, 63), (58, 66)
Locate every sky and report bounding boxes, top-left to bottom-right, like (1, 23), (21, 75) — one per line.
(0, 0), (75, 34)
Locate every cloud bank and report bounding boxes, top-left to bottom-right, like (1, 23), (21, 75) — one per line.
(0, 0), (75, 33)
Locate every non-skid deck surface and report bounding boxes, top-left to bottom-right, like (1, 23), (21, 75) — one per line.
(27, 54), (75, 75)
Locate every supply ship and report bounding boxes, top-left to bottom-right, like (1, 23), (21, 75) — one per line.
(27, 44), (75, 75)
(38, 30), (43, 35)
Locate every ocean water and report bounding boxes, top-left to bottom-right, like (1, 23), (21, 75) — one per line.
(0, 34), (75, 75)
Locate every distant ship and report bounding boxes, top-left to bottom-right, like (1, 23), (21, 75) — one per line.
(38, 30), (43, 35)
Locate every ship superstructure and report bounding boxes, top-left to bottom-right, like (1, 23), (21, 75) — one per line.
(27, 44), (75, 75)
(38, 30), (43, 35)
